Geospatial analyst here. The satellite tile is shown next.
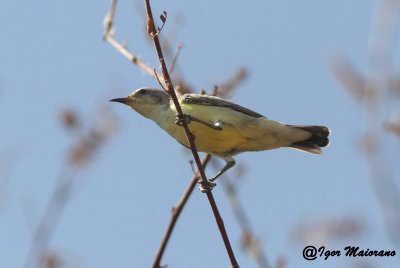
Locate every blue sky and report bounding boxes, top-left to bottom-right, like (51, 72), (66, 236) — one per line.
(1, 0), (399, 267)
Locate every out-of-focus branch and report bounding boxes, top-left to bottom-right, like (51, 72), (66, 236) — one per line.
(292, 216), (363, 246)
(384, 113), (400, 137)
(332, 0), (400, 247)
(274, 256), (287, 268)
(216, 68), (248, 99)
(143, 0), (238, 267)
(169, 43), (184, 75)
(152, 154), (211, 268)
(103, 0), (163, 83)
(331, 60), (372, 103)
(0, 145), (21, 206)
(24, 107), (117, 268)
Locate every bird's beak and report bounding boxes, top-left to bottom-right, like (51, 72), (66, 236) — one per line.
(110, 97), (130, 105)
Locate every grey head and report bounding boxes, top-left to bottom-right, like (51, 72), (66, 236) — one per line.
(110, 87), (170, 117)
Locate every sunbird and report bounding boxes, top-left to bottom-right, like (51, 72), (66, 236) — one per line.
(111, 88), (330, 190)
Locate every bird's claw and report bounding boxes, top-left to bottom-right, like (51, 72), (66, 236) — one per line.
(198, 180), (216, 193)
(175, 114), (191, 126)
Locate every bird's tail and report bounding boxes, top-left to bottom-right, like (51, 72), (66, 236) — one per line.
(287, 125), (330, 154)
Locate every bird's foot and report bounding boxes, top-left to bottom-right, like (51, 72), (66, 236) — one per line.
(175, 114), (223, 131)
(175, 114), (192, 126)
(198, 179), (216, 193)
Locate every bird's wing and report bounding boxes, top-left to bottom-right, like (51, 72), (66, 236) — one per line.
(181, 94), (265, 118)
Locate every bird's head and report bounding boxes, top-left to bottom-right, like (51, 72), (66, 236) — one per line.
(110, 88), (169, 117)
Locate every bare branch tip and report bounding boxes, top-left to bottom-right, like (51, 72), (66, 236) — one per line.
(103, 0), (118, 38)
(153, 69), (167, 92)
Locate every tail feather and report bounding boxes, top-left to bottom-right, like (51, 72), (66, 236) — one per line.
(287, 125), (330, 154)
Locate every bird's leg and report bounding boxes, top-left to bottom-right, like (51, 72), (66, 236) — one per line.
(175, 114), (223, 131)
(186, 159), (217, 193)
(209, 157), (236, 182)
(198, 157), (235, 192)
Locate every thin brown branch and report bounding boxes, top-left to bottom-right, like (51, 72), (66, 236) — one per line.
(152, 154), (211, 268)
(144, 0), (239, 267)
(214, 160), (270, 268)
(153, 68), (168, 92)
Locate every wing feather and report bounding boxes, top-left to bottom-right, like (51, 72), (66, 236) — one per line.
(181, 94), (265, 118)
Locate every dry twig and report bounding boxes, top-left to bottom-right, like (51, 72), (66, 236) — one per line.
(103, 0), (163, 84)
(213, 160), (271, 268)
(152, 154), (211, 268)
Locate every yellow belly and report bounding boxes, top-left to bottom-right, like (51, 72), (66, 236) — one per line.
(171, 121), (248, 154)
(161, 101), (254, 154)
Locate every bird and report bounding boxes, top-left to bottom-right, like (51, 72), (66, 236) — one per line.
(111, 87), (330, 191)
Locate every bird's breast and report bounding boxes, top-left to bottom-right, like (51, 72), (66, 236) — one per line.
(166, 121), (247, 154)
